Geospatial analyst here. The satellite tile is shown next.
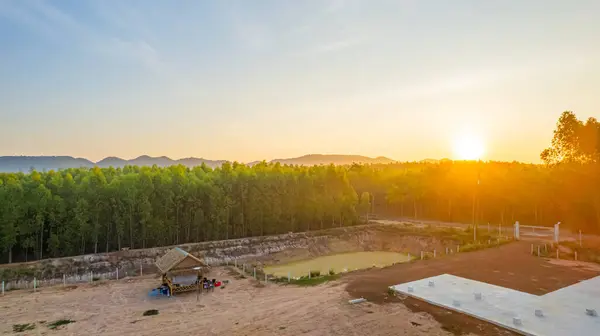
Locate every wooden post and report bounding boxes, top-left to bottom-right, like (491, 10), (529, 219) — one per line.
(116, 268), (119, 280)
(575, 251), (578, 261)
(499, 224), (501, 236)
(34, 278), (37, 292)
(579, 230), (583, 247)
(235, 259), (237, 268)
(446, 247), (449, 254)
(308, 269), (311, 279)
(140, 264), (143, 276)
(420, 251), (424, 260)
(264, 273), (267, 283)
(488, 223), (490, 232)
(288, 272), (291, 282)
(556, 249), (559, 259)
(196, 270), (200, 301)
(537, 246), (540, 256)
(433, 250), (436, 258)
(2, 280), (4, 295)
(531, 244), (534, 254)
(90, 271), (93, 283)
(63, 274), (66, 287)
(407, 252), (411, 260)
(457, 245), (460, 253)
(253, 268), (256, 279)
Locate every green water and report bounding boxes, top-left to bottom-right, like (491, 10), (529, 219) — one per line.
(263, 251), (411, 278)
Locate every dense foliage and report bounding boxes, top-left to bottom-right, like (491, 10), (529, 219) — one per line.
(0, 111), (599, 263)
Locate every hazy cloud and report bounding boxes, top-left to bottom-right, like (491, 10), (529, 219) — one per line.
(0, 0), (167, 75)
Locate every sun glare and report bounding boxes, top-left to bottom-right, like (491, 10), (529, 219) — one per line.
(453, 133), (485, 160)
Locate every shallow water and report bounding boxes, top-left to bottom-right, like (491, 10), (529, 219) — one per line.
(263, 251), (411, 278)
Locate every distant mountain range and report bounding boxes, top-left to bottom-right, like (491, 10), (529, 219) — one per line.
(0, 154), (396, 172)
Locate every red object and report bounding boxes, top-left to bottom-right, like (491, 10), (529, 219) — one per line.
(215, 281), (222, 287)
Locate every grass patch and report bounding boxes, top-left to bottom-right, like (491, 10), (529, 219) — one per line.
(288, 274), (340, 286)
(143, 309), (159, 316)
(553, 241), (600, 263)
(47, 319), (75, 330)
(460, 238), (512, 253)
(13, 323), (35, 333)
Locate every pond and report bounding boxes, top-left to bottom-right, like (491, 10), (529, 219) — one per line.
(263, 251), (411, 278)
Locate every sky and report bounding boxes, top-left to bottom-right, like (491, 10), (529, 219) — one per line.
(1, 0), (599, 163)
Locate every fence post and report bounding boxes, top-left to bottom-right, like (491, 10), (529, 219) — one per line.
(253, 268), (256, 279)
(264, 273), (267, 283)
(488, 223), (490, 232)
(2, 280), (4, 296)
(308, 269), (311, 279)
(537, 246), (540, 257)
(531, 244), (534, 254)
(579, 230), (583, 247)
(554, 222), (560, 243)
(499, 223), (501, 236)
(433, 250), (436, 258)
(514, 221), (520, 240)
(446, 247), (449, 254)
(457, 245), (460, 253)
(235, 259), (237, 268)
(288, 272), (291, 282)
(116, 268), (119, 280)
(34, 278), (37, 292)
(140, 265), (143, 276)
(556, 249), (559, 259)
(90, 271), (93, 283)
(575, 251), (578, 261)
(420, 251), (424, 260)
(63, 274), (66, 287)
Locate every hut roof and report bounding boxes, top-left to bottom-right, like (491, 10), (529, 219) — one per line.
(155, 247), (207, 274)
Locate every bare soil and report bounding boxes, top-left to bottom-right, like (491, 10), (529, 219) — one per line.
(344, 241), (600, 335)
(3, 241), (598, 336)
(1, 268), (461, 336)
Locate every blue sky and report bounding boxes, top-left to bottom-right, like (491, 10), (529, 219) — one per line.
(1, 0), (599, 162)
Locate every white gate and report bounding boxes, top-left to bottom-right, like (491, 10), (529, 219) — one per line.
(514, 221), (559, 242)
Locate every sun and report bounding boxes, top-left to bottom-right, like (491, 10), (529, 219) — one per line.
(453, 133), (485, 160)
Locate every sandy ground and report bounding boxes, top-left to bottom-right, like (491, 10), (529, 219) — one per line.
(2, 267), (460, 336)
(3, 242), (599, 336)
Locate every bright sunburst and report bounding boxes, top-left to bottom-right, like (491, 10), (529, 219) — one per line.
(453, 133), (485, 160)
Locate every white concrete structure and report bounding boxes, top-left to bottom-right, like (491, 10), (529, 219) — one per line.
(390, 274), (600, 336)
(514, 221), (560, 243)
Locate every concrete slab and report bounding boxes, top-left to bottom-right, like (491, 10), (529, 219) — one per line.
(390, 274), (600, 336)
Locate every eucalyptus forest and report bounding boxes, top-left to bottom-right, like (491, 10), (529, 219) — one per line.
(1, 111), (599, 264)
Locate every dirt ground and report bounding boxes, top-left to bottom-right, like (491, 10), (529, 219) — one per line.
(3, 242), (599, 336)
(1, 267), (465, 336)
(344, 241), (600, 335)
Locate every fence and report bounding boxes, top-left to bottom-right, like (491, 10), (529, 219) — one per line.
(1, 264), (147, 293)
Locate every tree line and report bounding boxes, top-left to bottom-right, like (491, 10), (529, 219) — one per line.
(0, 111), (598, 263)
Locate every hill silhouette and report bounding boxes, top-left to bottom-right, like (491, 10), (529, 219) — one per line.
(0, 154), (396, 172)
